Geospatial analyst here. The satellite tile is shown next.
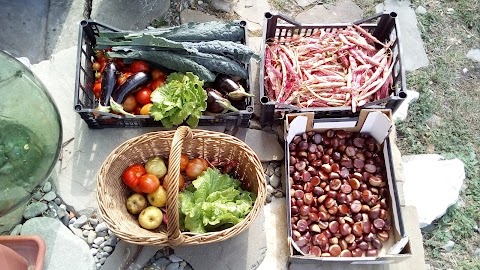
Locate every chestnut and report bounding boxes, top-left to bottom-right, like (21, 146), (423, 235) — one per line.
(329, 220), (339, 234)
(377, 230), (389, 241)
(329, 244), (342, 257)
(330, 179), (342, 190)
(297, 219), (309, 233)
(340, 250), (352, 257)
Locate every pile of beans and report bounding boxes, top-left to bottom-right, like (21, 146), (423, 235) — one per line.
(288, 130), (391, 257)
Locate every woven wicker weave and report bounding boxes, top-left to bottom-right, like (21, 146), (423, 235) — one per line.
(97, 126), (266, 246)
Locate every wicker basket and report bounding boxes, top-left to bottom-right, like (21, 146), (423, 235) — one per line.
(96, 126), (267, 246)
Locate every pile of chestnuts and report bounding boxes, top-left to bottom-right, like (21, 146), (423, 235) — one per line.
(289, 129), (391, 257)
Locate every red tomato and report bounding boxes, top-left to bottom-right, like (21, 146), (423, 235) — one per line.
(131, 185), (143, 194)
(150, 78), (165, 91)
(122, 95), (137, 112)
(122, 164), (147, 188)
(180, 154), (189, 172)
(152, 69), (167, 81)
(130, 60), (150, 73)
(113, 58), (125, 69)
(133, 106), (142, 115)
(138, 173), (160, 193)
(135, 87), (152, 105)
(185, 158), (209, 179)
(93, 82), (102, 99)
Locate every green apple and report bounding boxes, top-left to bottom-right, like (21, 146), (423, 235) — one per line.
(138, 206), (163, 230)
(126, 193), (147, 215)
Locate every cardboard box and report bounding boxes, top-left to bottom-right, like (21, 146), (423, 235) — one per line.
(284, 109), (411, 265)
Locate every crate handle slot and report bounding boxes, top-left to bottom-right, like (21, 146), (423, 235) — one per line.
(80, 20), (97, 46)
(264, 11), (302, 40)
(372, 12), (398, 43)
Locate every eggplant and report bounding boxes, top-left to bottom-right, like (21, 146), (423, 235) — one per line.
(111, 72), (149, 103)
(100, 62), (117, 106)
(214, 75), (253, 101)
(206, 88), (239, 113)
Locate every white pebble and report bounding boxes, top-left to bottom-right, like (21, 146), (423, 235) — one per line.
(463, 68), (468, 73)
(266, 185), (275, 195)
(96, 231), (108, 237)
(89, 218), (99, 227)
(92, 244), (99, 248)
(59, 204), (67, 210)
(54, 198), (62, 205)
(103, 246), (113, 253)
(269, 174), (281, 188)
(93, 237), (105, 245)
(99, 257), (106, 264)
(198, 0), (203, 4)
(274, 166), (281, 176)
(73, 215), (88, 228)
(69, 217), (77, 225)
(95, 222), (108, 233)
(166, 262), (180, 270)
(90, 248), (98, 256)
(82, 224), (94, 231)
(96, 263), (102, 268)
(169, 254), (183, 263)
(82, 230), (90, 237)
(87, 231), (97, 245)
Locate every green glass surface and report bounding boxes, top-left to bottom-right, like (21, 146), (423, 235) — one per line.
(0, 51), (62, 215)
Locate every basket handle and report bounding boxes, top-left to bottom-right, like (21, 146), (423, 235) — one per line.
(166, 126), (193, 245)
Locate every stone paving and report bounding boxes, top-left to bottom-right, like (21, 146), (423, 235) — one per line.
(0, 0), (429, 269)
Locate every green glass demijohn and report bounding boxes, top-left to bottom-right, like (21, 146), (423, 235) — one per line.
(0, 50), (62, 219)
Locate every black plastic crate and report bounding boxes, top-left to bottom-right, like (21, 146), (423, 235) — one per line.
(74, 20), (254, 129)
(259, 12), (407, 125)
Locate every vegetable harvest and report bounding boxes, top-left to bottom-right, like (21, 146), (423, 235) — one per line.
(120, 151), (253, 234)
(89, 21), (255, 127)
(264, 24), (394, 112)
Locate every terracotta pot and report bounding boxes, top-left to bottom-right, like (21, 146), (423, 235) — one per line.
(0, 235), (45, 270)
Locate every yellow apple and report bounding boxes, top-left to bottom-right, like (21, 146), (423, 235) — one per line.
(138, 206), (163, 230)
(147, 186), (167, 207)
(126, 193), (147, 215)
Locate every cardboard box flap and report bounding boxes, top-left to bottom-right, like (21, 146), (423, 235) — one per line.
(360, 111), (392, 144)
(286, 115), (309, 144)
(387, 236), (410, 255)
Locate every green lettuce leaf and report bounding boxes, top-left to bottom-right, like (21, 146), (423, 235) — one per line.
(178, 168), (255, 233)
(149, 72), (207, 128)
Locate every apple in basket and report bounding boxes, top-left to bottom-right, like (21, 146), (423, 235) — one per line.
(147, 185), (168, 208)
(138, 206), (163, 230)
(126, 193), (148, 214)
